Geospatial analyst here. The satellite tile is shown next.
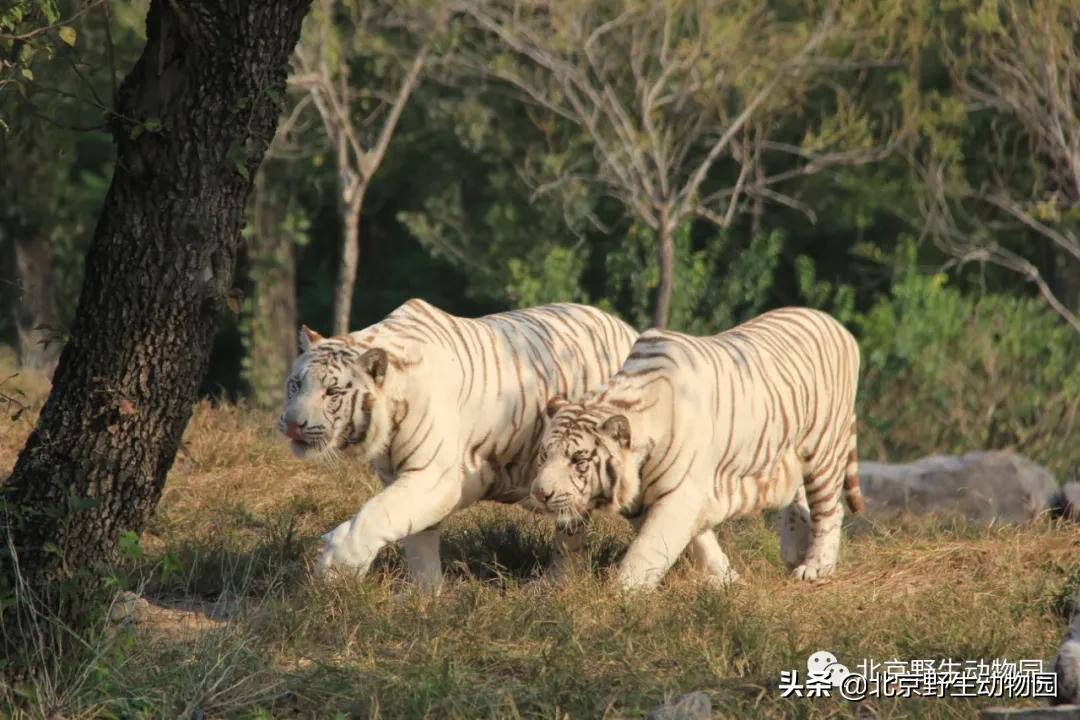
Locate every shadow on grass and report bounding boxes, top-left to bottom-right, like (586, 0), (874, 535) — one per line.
(437, 510), (635, 585)
(133, 503), (644, 614)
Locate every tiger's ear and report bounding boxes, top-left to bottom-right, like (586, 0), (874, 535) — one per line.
(299, 325), (325, 352)
(360, 348), (389, 386)
(600, 414), (631, 449)
(545, 395), (567, 419)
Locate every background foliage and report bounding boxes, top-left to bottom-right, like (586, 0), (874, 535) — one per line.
(2, 0), (1078, 474)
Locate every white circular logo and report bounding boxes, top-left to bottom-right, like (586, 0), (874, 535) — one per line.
(808, 650), (850, 688)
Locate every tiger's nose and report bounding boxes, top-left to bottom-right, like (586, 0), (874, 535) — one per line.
(533, 487), (554, 505)
(283, 421), (306, 442)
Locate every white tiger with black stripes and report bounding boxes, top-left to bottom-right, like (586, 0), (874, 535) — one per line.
(531, 307), (864, 591)
(276, 298), (638, 588)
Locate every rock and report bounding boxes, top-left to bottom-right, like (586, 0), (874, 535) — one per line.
(857, 450), (1057, 525)
(644, 691), (712, 720)
(1054, 586), (1080, 705)
(108, 590), (151, 624)
(981, 707), (1080, 718)
(1050, 482), (1080, 521)
(1056, 635), (1080, 705)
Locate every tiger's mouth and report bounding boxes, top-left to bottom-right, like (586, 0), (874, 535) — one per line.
(545, 495), (590, 522)
(288, 437), (332, 459)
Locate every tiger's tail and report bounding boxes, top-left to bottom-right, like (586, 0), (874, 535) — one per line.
(844, 418), (864, 514)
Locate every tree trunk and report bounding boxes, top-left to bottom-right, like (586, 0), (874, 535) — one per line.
(244, 165), (299, 408)
(0, 130), (61, 373)
(0, 0), (310, 632)
(8, 234), (59, 373)
(652, 219), (675, 329)
(332, 191), (364, 336)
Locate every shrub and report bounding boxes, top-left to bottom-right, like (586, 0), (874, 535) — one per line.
(604, 223), (783, 333)
(853, 245), (1080, 476)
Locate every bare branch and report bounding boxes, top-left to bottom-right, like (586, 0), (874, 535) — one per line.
(365, 46), (428, 177)
(719, 138), (754, 228)
(676, 15), (835, 213)
(945, 241), (1080, 335)
(981, 192), (1080, 264)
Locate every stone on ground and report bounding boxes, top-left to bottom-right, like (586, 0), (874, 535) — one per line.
(857, 450), (1056, 524)
(644, 691), (712, 720)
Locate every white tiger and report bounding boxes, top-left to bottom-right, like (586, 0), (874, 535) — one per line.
(531, 307), (863, 591)
(277, 298), (638, 588)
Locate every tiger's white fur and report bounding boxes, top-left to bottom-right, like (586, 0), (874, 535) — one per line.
(531, 307), (863, 591)
(277, 298), (637, 587)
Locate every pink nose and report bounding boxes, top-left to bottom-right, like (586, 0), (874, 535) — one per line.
(533, 488), (553, 505)
(284, 421), (305, 442)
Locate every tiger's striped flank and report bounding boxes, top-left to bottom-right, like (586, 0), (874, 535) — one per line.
(532, 307), (862, 591)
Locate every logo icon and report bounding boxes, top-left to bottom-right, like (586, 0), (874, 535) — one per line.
(807, 650), (851, 688)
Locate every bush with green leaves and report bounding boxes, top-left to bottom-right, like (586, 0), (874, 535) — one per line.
(852, 244), (1080, 477)
(604, 223), (783, 334)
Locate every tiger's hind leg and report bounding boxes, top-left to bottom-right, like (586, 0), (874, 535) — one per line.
(689, 529), (739, 588)
(779, 485), (811, 570)
(792, 451), (846, 582)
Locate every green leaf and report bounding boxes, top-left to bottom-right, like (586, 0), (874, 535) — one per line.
(159, 550), (182, 582)
(20, 67), (32, 80)
(58, 25), (76, 47)
(118, 531), (142, 561)
(143, 117), (162, 133)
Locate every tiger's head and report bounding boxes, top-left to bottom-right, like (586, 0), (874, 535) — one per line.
(277, 325), (396, 460)
(531, 396), (644, 524)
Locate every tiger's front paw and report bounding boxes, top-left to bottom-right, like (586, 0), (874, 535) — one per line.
(791, 562), (835, 582)
(314, 524), (372, 578)
(700, 566), (740, 590)
(615, 565), (665, 593)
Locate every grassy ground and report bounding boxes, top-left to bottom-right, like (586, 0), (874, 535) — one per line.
(1, 366), (1078, 719)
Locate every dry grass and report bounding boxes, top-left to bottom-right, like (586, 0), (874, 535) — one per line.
(2, 365), (1079, 719)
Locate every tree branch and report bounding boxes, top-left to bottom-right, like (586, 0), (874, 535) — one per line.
(365, 45), (428, 177)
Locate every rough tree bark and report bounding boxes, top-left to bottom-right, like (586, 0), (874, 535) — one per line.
(0, 0), (310, 629)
